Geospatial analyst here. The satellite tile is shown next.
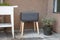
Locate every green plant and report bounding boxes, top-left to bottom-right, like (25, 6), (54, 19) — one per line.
(41, 18), (55, 25)
(0, 3), (10, 6)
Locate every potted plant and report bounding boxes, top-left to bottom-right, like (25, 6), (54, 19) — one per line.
(0, 0), (10, 6)
(0, 3), (10, 6)
(41, 17), (55, 35)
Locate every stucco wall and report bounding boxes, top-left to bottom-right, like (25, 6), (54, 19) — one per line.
(47, 0), (60, 33)
(5, 0), (48, 30)
(5, 0), (60, 33)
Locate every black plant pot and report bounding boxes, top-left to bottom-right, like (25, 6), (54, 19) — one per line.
(43, 25), (52, 35)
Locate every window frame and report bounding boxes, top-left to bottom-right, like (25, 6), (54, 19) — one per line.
(53, 0), (57, 13)
(0, 0), (4, 3)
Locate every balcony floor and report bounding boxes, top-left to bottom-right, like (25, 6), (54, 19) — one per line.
(0, 29), (60, 40)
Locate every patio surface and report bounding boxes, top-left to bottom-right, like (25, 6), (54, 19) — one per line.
(0, 29), (60, 40)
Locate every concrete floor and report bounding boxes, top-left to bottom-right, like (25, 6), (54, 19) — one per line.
(0, 29), (60, 40)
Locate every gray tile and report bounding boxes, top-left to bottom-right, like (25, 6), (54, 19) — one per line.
(0, 29), (60, 40)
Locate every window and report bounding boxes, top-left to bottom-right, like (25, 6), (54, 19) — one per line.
(53, 0), (60, 12)
(53, 0), (57, 12)
(57, 0), (60, 12)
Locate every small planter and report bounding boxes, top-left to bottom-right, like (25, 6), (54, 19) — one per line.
(41, 17), (55, 35)
(43, 25), (52, 35)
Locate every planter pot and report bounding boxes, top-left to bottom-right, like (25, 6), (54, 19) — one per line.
(43, 25), (52, 35)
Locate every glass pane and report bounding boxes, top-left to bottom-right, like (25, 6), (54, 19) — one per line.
(53, 0), (57, 12)
(57, 0), (60, 12)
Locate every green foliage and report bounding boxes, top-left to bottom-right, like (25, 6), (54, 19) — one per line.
(41, 17), (55, 25)
(0, 3), (10, 6)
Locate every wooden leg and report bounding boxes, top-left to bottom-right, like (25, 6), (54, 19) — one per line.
(34, 22), (36, 31)
(21, 22), (24, 36)
(11, 14), (14, 38)
(36, 22), (39, 34)
(12, 26), (14, 38)
(20, 22), (22, 32)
